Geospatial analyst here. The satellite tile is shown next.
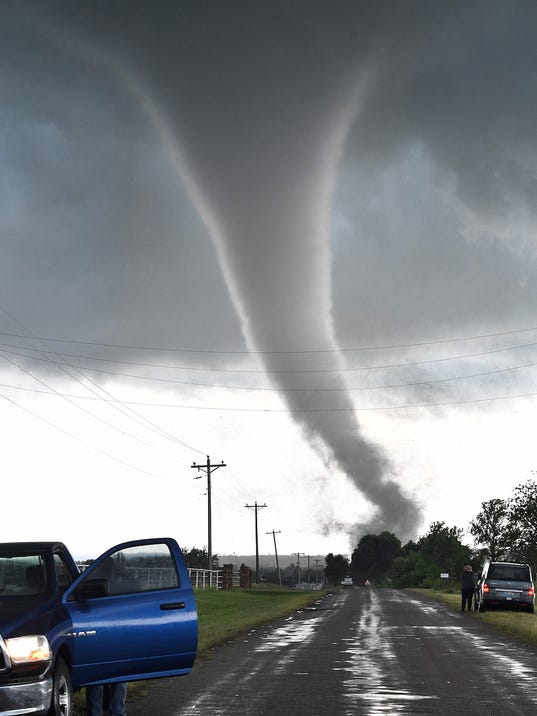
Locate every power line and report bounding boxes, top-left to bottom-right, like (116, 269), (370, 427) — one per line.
(0, 388), (173, 482)
(0, 350), (203, 460)
(2, 376), (536, 412)
(1, 349), (535, 394)
(1, 311), (536, 414)
(0, 308), (207, 457)
(1, 323), (537, 355)
(1, 338), (537, 379)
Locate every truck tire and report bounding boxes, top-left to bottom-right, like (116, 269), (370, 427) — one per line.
(48, 657), (73, 716)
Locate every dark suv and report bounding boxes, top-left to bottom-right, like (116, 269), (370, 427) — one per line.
(474, 560), (535, 613)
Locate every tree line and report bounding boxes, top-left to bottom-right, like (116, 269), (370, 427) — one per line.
(324, 478), (537, 588)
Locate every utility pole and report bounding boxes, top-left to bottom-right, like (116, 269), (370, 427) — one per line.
(266, 529), (282, 586)
(191, 455), (226, 571)
(313, 557), (322, 585)
(245, 501), (267, 583)
(294, 552), (306, 586)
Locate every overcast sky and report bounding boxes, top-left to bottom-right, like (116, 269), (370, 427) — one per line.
(2, 1), (537, 562)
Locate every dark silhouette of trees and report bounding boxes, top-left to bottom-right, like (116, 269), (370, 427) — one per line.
(466, 478), (537, 578)
(391, 549), (432, 588)
(389, 523), (472, 588)
(351, 531), (401, 584)
(324, 553), (349, 586)
(469, 498), (510, 561)
(506, 480), (537, 567)
(417, 521), (472, 580)
(184, 547), (219, 570)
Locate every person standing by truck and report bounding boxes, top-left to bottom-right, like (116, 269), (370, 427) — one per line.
(461, 564), (475, 611)
(86, 682), (128, 716)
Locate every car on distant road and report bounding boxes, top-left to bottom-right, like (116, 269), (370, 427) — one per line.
(474, 560), (535, 613)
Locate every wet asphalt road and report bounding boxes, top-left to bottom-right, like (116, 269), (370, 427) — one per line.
(127, 588), (537, 714)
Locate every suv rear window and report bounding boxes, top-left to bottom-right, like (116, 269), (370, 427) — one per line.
(488, 564), (530, 581)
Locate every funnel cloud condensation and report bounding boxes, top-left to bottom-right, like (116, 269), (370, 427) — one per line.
(100, 3), (421, 539)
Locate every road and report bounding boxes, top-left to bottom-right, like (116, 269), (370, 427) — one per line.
(127, 588), (537, 714)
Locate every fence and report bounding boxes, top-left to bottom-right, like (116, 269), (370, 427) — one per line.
(79, 565), (230, 590)
(188, 568), (223, 589)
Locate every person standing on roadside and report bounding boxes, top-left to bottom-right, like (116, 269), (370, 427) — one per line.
(86, 683), (127, 716)
(461, 564), (475, 612)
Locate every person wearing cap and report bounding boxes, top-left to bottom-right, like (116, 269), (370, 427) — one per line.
(461, 564), (475, 611)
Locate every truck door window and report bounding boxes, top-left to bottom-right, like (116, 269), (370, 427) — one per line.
(54, 553), (75, 594)
(89, 543), (180, 596)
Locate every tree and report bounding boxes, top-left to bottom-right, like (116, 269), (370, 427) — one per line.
(184, 547), (220, 570)
(417, 521), (471, 580)
(469, 498), (510, 561)
(391, 550), (433, 588)
(324, 553), (349, 586)
(506, 480), (537, 569)
(350, 531), (401, 584)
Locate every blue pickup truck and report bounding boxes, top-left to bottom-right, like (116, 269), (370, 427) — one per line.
(0, 537), (198, 715)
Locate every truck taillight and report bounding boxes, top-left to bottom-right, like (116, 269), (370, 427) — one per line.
(528, 586), (535, 597)
(483, 583), (490, 593)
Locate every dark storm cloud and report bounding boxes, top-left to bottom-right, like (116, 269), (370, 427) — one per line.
(3, 1), (537, 541)
(0, 5), (239, 350)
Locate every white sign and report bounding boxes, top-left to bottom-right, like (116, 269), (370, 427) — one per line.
(440, 573), (450, 579)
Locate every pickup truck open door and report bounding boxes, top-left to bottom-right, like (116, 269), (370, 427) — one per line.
(63, 537), (197, 688)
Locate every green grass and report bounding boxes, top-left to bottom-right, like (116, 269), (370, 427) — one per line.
(195, 586), (328, 656)
(414, 588), (537, 645)
(73, 586), (328, 713)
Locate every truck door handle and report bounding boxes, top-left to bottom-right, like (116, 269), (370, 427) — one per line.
(160, 602), (185, 610)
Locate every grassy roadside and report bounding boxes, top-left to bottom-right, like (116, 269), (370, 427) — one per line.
(413, 588), (537, 646)
(73, 586), (329, 712)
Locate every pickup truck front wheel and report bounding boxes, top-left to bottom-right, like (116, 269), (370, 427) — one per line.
(48, 657), (73, 716)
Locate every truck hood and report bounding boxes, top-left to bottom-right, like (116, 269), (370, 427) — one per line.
(0, 596), (62, 639)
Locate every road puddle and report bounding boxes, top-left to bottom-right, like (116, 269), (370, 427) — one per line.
(341, 590), (537, 713)
(341, 590), (438, 714)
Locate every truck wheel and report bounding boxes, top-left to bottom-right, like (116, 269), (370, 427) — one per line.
(48, 657), (73, 716)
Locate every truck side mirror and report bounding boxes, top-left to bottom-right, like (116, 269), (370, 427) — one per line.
(70, 578), (110, 601)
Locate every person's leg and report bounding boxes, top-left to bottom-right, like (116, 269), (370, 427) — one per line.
(86, 685), (104, 716)
(108, 682), (128, 716)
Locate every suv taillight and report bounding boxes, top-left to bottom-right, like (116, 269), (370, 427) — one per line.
(529, 586), (535, 597)
(483, 582), (490, 593)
